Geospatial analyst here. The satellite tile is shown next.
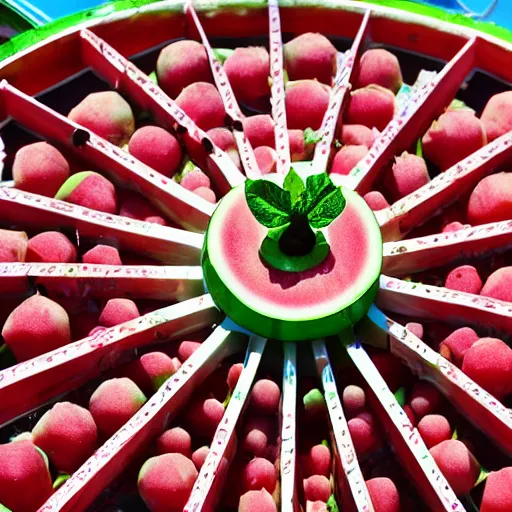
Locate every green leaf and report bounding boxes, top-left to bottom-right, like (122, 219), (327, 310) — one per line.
(416, 138), (423, 157)
(304, 127), (323, 145)
(307, 187), (346, 229)
(245, 179), (292, 228)
(53, 473), (71, 490)
(283, 168), (306, 207)
(148, 70), (158, 85)
(327, 494), (340, 512)
(212, 48), (234, 64)
(475, 467), (490, 487)
(305, 173), (336, 212)
(260, 228), (330, 272)
(0, 503), (12, 512)
(394, 387), (406, 406)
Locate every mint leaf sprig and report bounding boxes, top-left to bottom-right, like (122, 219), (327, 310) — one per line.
(245, 169), (346, 272)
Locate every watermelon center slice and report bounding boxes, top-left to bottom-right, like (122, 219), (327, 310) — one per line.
(202, 181), (382, 341)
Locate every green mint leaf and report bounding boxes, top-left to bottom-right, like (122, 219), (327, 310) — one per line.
(283, 168), (306, 207)
(0, 504), (12, 512)
(305, 173), (337, 213)
(304, 127), (322, 145)
(148, 70), (158, 84)
(416, 138), (423, 157)
(327, 494), (340, 512)
(394, 387), (406, 406)
(260, 228), (329, 272)
(307, 187), (346, 229)
(212, 48), (234, 64)
(53, 473), (71, 490)
(245, 179), (292, 228)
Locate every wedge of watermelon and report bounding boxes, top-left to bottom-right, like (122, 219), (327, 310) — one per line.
(202, 171), (382, 341)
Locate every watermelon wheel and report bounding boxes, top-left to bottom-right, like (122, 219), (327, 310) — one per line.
(0, 1), (511, 511)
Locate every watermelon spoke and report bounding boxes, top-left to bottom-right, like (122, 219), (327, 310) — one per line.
(0, 187), (203, 264)
(383, 220), (512, 276)
(184, 1), (262, 180)
(312, 9), (371, 175)
(0, 262), (204, 301)
(280, 341), (298, 511)
(312, 339), (374, 512)
(0, 81), (214, 232)
(79, 29), (245, 196)
(349, 36), (477, 195)
(268, 0), (291, 174)
(344, 339), (465, 511)
(39, 325), (245, 512)
(378, 130), (512, 242)
(0, 294), (221, 427)
(378, 275), (512, 334)
(184, 335), (266, 511)
(358, 305), (512, 456)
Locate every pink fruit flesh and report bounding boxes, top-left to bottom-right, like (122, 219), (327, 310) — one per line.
(89, 378), (147, 438)
(429, 440), (480, 496)
(242, 115), (275, 149)
(175, 82), (226, 131)
(406, 322), (424, 340)
(193, 186), (217, 203)
(480, 467), (512, 512)
(99, 298), (140, 327)
(254, 146), (278, 175)
(156, 40), (213, 99)
(250, 379), (281, 415)
(123, 352), (177, 395)
(26, 231), (77, 263)
(32, 402), (97, 473)
(480, 266), (512, 302)
(387, 152), (430, 200)
(284, 32), (337, 85)
(138, 453), (198, 512)
(422, 110), (487, 171)
(238, 489), (277, 512)
(64, 173), (118, 214)
(289, 129), (313, 161)
(177, 341), (201, 362)
(347, 417), (382, 456)
(341, 124), (375, 148)
(68, 91), (135, 146)
(403, 405), (417, 426)
(355, 49), (403, 93)
(192, 446), (209, 470)
(128, 126), (182, 177)
(461, 338), (512, 400)
(409, 382), (442, 419)
(185, 397), (224, 438)
(303, 475), (331, 502)
(467, 173), (512, 225)
(82, 245), (123, 265)
(0, 440), (53, 512)
(342, 385), (366, 417)
(0, 229), (28, 262)
(442, 222), (468, 233)
(480, 91), (512, 142)
(363, 191), (390, 211)
(242, 457), (277, 493)
(224, 47), (271, 105)
(227, 363), (244, 392)
(366, 477), (401, 512)
(286, 80), (330, 131)
(2, 294), (71, 362)
(156, 427), (192, 457)
(181, 169), (211, 191)
(345, 85), (395, 131)
(13, 142), (70, 197)
(119, 192), (165, 223)
(439, 327), (479, 367)
(417, 414), (452, 449)
(330, 145), (368, 175)
(303, 444), (331, 478)
(444, 265), (483, 294)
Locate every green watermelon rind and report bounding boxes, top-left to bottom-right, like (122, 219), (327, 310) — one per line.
(202, 186), (382, 341)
